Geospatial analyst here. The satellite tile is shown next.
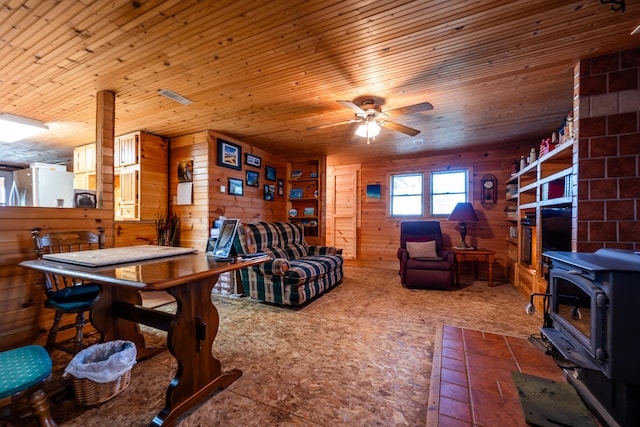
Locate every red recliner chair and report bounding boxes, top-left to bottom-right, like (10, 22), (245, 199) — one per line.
(397, 221), (455, 289)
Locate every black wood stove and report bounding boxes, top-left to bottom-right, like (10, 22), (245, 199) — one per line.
(542, 249), (640, 427)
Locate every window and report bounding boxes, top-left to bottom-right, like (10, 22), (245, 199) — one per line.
(431, 170), (468, 215)
(390, 173), (423, 216)
(0, 177), (4, 205)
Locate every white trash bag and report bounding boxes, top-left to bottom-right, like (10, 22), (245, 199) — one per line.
(64, 340), (137, 383)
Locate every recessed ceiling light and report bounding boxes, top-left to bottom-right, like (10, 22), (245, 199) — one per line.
(158, 89), (193, 105)
(0, 113), (48, 143)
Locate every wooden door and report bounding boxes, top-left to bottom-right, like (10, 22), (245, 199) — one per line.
(329, 164), (359, 260)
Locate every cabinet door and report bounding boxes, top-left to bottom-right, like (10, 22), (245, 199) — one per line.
(84, 143), (96, 172)
(73, 146), (86, 173)
(115, 169), (139, 220)
(115, 134), (139, 167)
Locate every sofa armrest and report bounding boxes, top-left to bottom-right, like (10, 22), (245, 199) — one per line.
(250, 258), (290, 275)
(307, 245), (337, 256)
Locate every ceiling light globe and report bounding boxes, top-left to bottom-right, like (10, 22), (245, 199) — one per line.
(355, 121), (381, 138)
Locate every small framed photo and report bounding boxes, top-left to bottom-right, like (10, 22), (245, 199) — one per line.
(304, 207), (315, 216)
(246, 170), (259, 187)
(277, 178), (284, 196)
(264, 184), (275, 201)
(265, 165), (276, 181)
(217, 138), (242, 170)
(228, 177), (243, 196)
(74, 190), (96, 208)
(245, 153), (261, 168)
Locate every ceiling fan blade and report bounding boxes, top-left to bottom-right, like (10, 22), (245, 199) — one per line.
(385, 102), (433, 117)
(306, 119), (360, 131)
(378, 120), (421, 136)
(336, 100), (366, 114)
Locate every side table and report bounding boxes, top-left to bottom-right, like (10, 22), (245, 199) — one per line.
(452, 248), (496, 287)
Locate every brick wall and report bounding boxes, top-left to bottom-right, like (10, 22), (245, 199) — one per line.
(576, 47), (640, 252)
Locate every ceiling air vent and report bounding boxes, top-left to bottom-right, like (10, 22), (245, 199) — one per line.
(158, 89), (193, 105)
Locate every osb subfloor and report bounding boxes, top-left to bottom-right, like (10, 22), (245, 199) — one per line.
(4, 267), (555, 427)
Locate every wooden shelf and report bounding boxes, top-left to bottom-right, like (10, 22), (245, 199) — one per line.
(287, 158), (324, 245)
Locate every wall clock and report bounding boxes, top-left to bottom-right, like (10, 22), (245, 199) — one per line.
(481, 174), (498, 204)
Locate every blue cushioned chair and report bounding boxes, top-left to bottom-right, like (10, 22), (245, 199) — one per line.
(0, 345), (57, 427)
(31, 228), (105, 354)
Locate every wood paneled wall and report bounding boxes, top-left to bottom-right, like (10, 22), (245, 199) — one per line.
(0, 91), (115, 351)
(169, 130), (289, 251)
(326, 142), (535, 281)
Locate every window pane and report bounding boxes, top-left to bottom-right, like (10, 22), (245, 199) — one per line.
(392, 195), (422, 215)
(433, 172), (465, 194)
(432, 193), (466, 215)
(393, 174), (422, 195)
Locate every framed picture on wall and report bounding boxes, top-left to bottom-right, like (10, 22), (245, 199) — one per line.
(264, 184), (275, 201)
(217, 138), (242, 170)
(245, 153), (261, 168)
(246, 170), (259, 187)
(228, 177), (243, 196)
(277, 178), (284, 196)
(265, 165), (276, 181)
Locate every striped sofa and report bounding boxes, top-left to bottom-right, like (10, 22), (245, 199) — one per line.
(234, 221), (343, 305)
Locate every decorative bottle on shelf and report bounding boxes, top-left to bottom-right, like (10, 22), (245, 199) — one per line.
(520, 155), (526, 171)
(529, 147), (537, 163)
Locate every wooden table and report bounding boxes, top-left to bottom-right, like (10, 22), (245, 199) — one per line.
(452, 248), (496, 287)
(20, 250), (268, 426)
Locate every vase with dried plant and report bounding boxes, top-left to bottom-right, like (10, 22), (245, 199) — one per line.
(154, 212), (181, 246)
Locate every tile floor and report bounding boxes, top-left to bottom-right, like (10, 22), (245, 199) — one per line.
(426, 324), (572, 427)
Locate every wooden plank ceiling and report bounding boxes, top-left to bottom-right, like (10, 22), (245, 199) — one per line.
(1, 0), (639, 167)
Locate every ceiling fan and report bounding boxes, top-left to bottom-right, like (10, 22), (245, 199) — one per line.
(307, 99), (433, 143)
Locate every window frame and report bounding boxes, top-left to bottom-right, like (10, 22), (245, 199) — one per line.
(430, 169), (469, 216)
(389, 172), (424, 217)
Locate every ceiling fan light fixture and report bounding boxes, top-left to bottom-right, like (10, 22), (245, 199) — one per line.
(0, 113), (49, 143)
(355, 121), (381, 138)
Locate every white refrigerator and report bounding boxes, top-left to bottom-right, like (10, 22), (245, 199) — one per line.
(11, 163), (75, 207)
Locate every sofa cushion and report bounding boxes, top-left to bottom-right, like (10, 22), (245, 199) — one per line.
(283, 243), (308, 259)
(285, 256), (342, 285)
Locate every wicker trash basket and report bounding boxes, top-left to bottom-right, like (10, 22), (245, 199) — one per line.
(64, 340), (136, 406)
(72, 368), (132, 406)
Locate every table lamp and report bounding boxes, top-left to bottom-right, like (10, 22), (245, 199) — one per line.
(448, 202), (478, 249)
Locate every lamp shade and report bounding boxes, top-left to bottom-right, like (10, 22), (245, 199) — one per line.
(447, 202), (478, 222)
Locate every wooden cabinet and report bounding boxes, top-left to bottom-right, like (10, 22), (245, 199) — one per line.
(73, 143), (97, 190)
(505, 139), (576, 304)
(114, 131), (168, 222)
(287, 158), (324, 245)
(114, 133), (138, 167)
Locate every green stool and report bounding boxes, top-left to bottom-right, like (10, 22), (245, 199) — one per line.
(0, 345), (57, 427)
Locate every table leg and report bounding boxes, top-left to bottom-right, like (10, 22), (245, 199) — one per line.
(149, 275), (242, 426)
(488, 255), (495, 287)
(91, 285), (147, 354)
